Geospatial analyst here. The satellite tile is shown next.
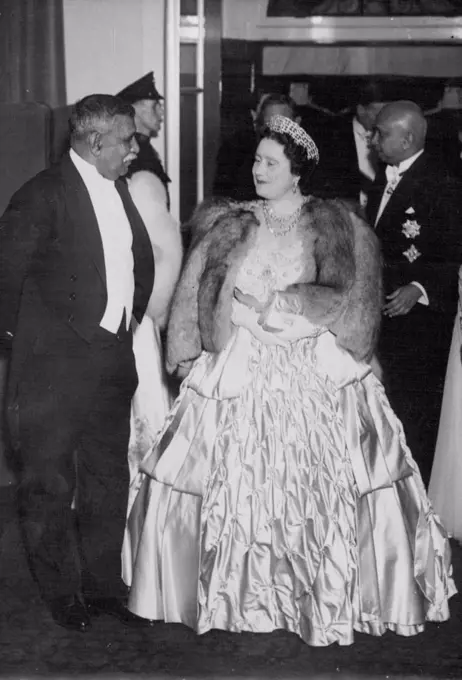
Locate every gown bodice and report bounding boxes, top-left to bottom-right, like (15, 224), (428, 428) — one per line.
(235, 226), (305, 304)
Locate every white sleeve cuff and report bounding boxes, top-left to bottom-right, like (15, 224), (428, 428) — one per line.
(411, 281), (429, 306)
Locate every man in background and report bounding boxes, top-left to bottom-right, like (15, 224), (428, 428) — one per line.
(317, 80), (388, 205)
(118, 71), (171, 209)
(425, 78), (462, 179)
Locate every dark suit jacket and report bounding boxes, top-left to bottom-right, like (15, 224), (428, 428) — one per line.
(314, 115), (379, 202)
(425, 110), (462, 179)
(0, 154), (154, 402)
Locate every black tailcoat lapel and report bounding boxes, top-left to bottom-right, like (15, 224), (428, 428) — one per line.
(366, 165), (386, 228)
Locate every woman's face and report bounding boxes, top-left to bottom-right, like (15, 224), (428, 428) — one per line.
(253, 138), (296, 200)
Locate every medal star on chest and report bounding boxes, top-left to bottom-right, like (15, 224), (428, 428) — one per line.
(402, 218), (421, 239)
(403, 244), (421, 263)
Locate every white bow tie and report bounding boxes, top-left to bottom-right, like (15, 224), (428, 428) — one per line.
(385, 165), (401, 183)
(357, 128), (370, 143)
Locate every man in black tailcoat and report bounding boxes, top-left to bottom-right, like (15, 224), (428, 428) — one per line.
(0, 94), (155, 631)
(367, 100), (462, 485)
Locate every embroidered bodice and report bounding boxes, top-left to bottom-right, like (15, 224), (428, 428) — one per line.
(235, 225), (304, 305)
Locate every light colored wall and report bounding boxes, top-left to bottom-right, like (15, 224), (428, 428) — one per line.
(63, 0), (165, 157)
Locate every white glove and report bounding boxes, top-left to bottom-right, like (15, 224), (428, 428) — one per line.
(231, 299), (288, 347)
(258, 296), (325, 342)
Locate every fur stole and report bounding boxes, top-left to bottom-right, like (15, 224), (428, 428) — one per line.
(166, 197), (382, 374)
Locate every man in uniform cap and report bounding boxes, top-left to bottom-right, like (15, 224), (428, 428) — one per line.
(117, 71), (171, 208)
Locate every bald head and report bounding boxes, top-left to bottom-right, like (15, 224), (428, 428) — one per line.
(379, 101), (427, 145)
(372, 100), (427, 165)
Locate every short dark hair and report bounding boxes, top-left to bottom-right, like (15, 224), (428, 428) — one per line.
(69, 94), (135, 142)
(356, 80), (388, 107)
(259, 126), (317, 195)
(255, 93), (299, 129)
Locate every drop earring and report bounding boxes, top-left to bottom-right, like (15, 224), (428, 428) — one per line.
(292, 179), (299, 194)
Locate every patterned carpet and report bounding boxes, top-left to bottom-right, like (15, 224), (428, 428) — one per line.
(0, 484), (461, 680)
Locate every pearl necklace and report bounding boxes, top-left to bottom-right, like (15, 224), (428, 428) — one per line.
(262, 200), (304, 236)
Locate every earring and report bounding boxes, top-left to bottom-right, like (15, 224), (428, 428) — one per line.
(292, 179), (299, 194)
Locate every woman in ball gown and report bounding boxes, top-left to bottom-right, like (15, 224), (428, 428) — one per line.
(121, 168), (183, 584)
(429, 265), (462, 544)
(125, 115), (455, 646)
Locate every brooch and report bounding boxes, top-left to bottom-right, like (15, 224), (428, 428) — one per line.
(402, 219), (421, 239)
(403, 245), (421, 263)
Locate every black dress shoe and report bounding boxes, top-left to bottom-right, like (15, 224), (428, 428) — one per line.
(86, 597), (154, 627)
(49, 596), (91, 632)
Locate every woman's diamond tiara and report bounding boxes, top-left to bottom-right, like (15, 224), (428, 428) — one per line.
(267, 115), (319, 163)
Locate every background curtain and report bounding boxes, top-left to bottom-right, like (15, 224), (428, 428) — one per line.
(0, 0), (66, 106)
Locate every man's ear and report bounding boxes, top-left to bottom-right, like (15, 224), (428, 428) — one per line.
(88, 131), (103, 157)
(402, 130), (413, 150)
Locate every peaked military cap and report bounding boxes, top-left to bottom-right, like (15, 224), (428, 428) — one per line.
(117, 72), (163, 104)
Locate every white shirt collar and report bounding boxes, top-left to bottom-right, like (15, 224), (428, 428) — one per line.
(70, 148), (115, 185)
(352, 117), (369, 140)
(385, 149), (424, 184)
(395, 149), (424, 174)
